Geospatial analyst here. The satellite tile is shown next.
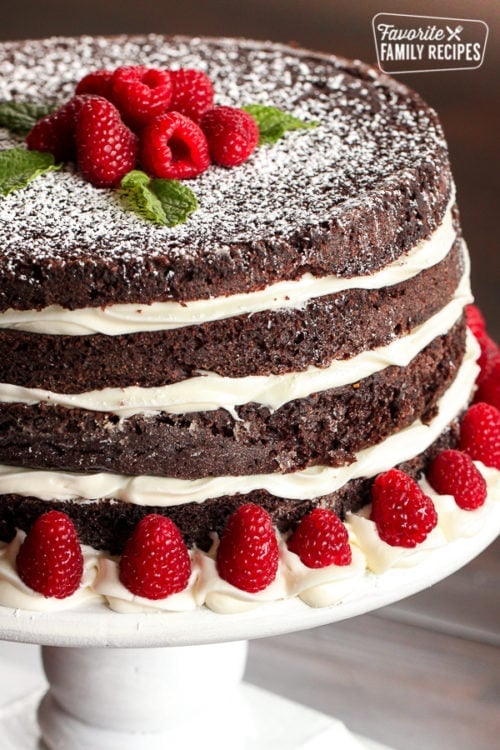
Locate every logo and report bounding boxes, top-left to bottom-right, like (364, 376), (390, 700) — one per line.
(372, 13), (488, 73)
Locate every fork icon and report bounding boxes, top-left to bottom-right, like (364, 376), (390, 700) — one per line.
(446, 25), (463, 41)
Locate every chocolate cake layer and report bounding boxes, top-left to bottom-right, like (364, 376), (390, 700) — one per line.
(0, 320), (466, 478)
(0, 34), (477, 604)
(0, 240), (464, 392)
(0, 422), (460, 554)
(0, 35), (452, 310)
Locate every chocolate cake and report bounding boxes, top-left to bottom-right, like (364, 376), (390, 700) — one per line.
(0, 34), (489, 610)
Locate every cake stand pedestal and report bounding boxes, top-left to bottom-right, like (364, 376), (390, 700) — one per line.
(37, 641), (382, 750)
(0, 507), (498, 750)
(0, 640), (389, 750)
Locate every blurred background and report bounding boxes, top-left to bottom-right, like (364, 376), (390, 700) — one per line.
(0, 0), (498, 336)
(0, 3), (498, 750)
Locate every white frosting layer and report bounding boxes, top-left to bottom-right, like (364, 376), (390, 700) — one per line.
(0, 331), (480, 506)
(0, 259), (471, 416)
(0, 461), (497, 613)
(0, 200), (455, 336)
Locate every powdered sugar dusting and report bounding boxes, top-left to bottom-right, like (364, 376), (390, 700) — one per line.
(0, 35), (450, 295)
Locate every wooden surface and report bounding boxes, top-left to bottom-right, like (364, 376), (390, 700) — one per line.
(246, 537), (500, 750)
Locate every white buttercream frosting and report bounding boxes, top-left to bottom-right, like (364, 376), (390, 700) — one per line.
(95, 558), (201, 614)
(0, 199), (455, 336)
(348, 509), (448, 575)
(0, 461), (497, 613)
(0, 257), (471, 417)
(0, 331), (480, 507)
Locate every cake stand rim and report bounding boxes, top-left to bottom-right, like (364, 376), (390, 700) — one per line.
(0, 506), (498, 649)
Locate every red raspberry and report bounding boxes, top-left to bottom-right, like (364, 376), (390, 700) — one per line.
(140, 111), (210, 179)
(465, 305), (499, 389)
(476, 334), (500, 386)
(459, 402), (500, 469)
(201, 106), (259, 167)
(216, 504), (279, 593)
(16, 511), (83, 598)
(75, 69), (114, 99)
(287, 509), (352, 568)
(475, 354), (500, 410)
(76, 96), (138, 188)
(370, 469), (438, 547)
(169, 68), (214, 122)
(466, 304), (486, 340)
(26, 95), (88, 162)
(427, 449), (487, 510)
(111, 66), (173, 130)
(119, 514), (191, 600)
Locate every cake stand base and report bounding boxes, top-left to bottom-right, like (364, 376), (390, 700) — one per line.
(0, 641), (396, 750)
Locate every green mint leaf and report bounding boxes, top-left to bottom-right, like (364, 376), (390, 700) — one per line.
(0, 148), (60, 195)
(0, 101), (56, 136)
(119, 170), (167, 225)
(243, 104), (317, 145)
(120, 170), (198, 227)
(150, 177), (198, 226)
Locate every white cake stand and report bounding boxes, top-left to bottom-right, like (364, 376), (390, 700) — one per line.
(0, 509), (498, 750)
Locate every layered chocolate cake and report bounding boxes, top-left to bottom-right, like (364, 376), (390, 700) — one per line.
(0, 35), (497, 612)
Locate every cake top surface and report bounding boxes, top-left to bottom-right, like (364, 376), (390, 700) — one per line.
(0, 35), (452, 308)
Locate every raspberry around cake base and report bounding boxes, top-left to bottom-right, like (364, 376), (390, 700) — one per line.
(0, 486), (497, 648)
(0, 505), (496, 750)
